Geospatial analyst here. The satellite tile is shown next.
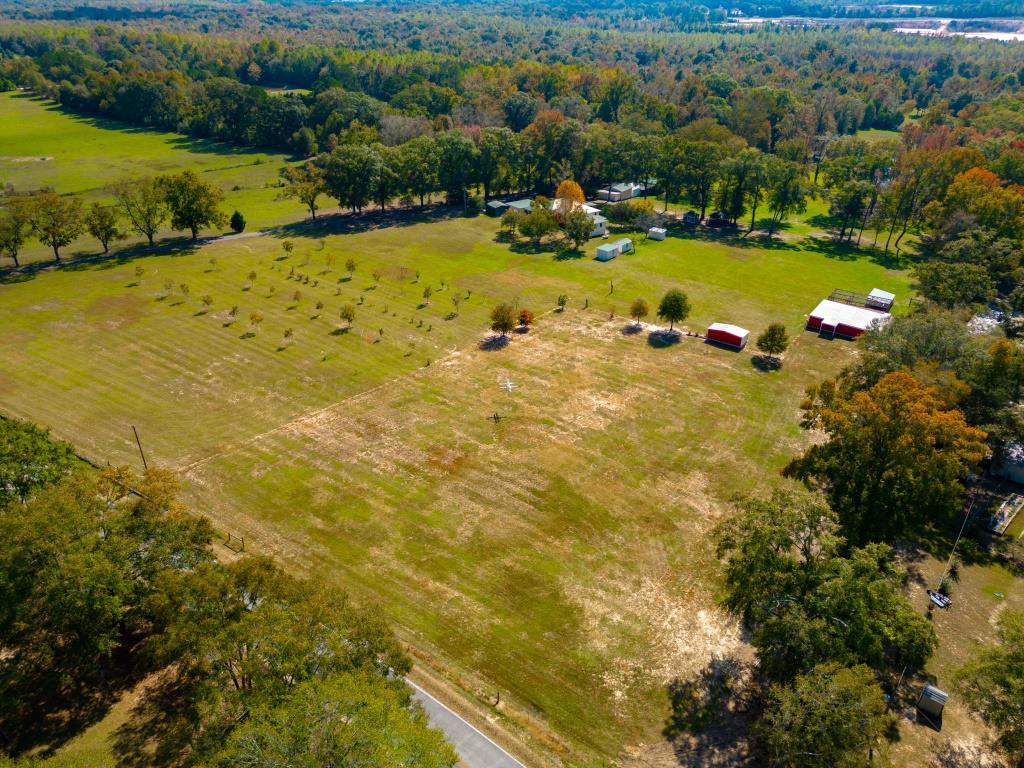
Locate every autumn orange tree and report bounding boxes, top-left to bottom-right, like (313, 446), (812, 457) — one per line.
(555, 179), (585, 206)
(934, 167), (1024, 240)
(784, 371), (987, 545)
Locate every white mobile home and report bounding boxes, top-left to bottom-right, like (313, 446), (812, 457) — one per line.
(598, 182), (643, 202)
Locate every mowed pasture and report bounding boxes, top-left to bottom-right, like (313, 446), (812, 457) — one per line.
(0, 202), (911, 763)
(0, 92), (307, 263)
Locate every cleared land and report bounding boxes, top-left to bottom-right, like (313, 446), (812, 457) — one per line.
(2, 200), (908, 763)
(4, 104), (1017, 768)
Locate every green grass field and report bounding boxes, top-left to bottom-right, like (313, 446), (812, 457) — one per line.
(0, 92), (307, 263)
(1, 195), (910, 764)
(5, 100), (1014, 768)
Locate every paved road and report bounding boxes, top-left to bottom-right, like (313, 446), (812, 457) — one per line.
(407, 679), (527, 768)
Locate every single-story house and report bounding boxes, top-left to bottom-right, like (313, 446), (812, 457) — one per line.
(551, 198), (607, 237)
(706, 322), (750, 349)
(596, 237), (633, 261)
(682, 211), (700, 226)
(597, 182), (644, 202)
(807, 299), (891, 339)
(866, 288), (896, 312)
(486, 200), (509, 216)
(648, 226), (667, 241)
(506, 198), (534, 213)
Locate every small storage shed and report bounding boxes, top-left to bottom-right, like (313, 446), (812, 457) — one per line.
(648, 226), (667, 240)
(916, 685), (948, 720)
(606, 236), (630, 253)
(598, 182), (640, 202)
(486, 200), (508, 216)
(707, 323), (750, 349)
(989, 493), (1024, 534)
(596, 238), (632, 261)
(596, 243), (619, 261)
(866, 287), (896, 311)
(591, 215), (608, 237)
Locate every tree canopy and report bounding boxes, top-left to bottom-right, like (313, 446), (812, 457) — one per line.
(784, 371), (987, 545)
(716, 489), (936, 682)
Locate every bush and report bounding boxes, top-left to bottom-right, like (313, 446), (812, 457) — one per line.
(230, 210), (246, 233)
(606, 199), (655, 228)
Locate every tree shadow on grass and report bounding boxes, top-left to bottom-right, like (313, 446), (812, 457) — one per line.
(509, 239), (559, 255)
(271, 204), (470, 241)
(479, 334), (510, 351)
(751, 355), (781, 373)
(554, 247), (585, 261)
(0, 237), (202, 285)
(661, 221), (800, 252)
(663, 656), (757, 768)
(111, 674), (197, 768)
(621, 323), (644, 336)
(802, 235), (908, 270)
(648, 329), (682, 348)
(0, 659), (142, 758)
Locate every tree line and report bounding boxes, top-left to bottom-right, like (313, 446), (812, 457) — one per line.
(0, 170), (235, 265)
(3, 19), (1021, 161)
(0, 416), (457, 767)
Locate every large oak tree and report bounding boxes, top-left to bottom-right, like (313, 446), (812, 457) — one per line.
(784, 371), (987, 545)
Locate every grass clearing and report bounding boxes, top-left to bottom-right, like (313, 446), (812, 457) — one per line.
(2, 202), (913, 764)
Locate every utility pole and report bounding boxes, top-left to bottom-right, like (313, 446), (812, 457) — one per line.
(131, 425), (148, 471)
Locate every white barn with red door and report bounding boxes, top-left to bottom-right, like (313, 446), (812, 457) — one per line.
(706, 322), (750, 349)
(807, 299), (890, 338)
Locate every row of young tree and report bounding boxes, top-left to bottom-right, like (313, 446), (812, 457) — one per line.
(0, 170), (236, 265)
(0, 417), (457, 767)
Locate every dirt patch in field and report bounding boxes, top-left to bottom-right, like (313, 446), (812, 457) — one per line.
(567, 570), (743, 708)
(84, 293), (147, 329)
(0, 155), (53, 163)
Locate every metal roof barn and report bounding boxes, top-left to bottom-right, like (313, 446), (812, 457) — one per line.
(807, 299), (891, 338)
